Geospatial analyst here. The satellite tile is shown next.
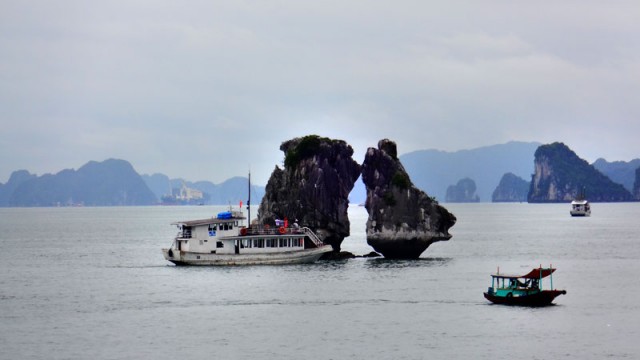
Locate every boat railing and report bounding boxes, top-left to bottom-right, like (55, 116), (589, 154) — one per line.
(240, 225), (326, 247)
(300, 227), (325, 247)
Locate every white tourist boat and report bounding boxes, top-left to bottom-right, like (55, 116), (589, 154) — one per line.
(570, 188), (591, 217)
(570, 199), (591, 217)
(162, 209), (333, 265)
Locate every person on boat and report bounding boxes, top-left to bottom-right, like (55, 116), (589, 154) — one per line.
(509, 279), (517, 288)
(531, 279), (539, 290)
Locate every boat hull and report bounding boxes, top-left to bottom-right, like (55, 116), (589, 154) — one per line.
(570, 212), (590, 217)
(483, 289), (566, 306)
(162, 245), (333, 266)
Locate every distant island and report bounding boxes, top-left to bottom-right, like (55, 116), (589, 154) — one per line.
(528, 142), (634, 202)
(1, 141), (639, 207)
(492, 173), (529, 202)
(445, 178), (480, 203)
(0, 159), (265, 207)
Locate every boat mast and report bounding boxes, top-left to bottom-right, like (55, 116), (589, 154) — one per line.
(247, 171), (251, 226)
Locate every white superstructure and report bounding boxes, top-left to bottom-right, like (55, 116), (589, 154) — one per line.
(162, 210), (332, 265)
(570, 199), (591, 217)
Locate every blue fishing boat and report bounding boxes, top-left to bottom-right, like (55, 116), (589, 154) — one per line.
(483, 266), (566, 306)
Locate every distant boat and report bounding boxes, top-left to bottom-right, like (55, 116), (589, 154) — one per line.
(570, 199), (591, 217)
(570, 188), (591, 217)
(483, 266), (566, 306)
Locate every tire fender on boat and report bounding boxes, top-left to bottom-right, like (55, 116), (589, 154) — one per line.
(279, 226), (286, 234)
(506, 292), (513, 298)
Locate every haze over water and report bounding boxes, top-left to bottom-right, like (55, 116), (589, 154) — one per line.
(1, 203), (639, 359)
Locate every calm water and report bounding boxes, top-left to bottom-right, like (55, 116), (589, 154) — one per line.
(1, 203), (639, 359)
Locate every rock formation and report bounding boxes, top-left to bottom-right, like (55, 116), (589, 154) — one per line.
(492, 173), (529, 202)
(528, 142), (634, 202)
(361, 139), (456, 259)
(257, 135), (361, 251)
(445, 177), (480, 202)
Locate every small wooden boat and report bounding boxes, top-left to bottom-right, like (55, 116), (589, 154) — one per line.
(483, 266), (566, 306)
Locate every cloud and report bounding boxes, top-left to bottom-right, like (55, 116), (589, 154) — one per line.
(1, 0), (639, 184)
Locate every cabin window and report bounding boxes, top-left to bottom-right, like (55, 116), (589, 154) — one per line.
(229, 223), (233, 230)
(279, 239), (287, 247)
(182, 227), (192, 238)
(254, 239), (264, 248)
(241, 239), (251, 248)
(223, 223), (229, 231)
(216, 241), (224, 248)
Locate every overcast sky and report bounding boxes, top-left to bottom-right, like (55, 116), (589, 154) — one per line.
(1, 1), (639, 185)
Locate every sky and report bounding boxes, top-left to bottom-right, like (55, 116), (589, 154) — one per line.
(1, 1), (639, 186)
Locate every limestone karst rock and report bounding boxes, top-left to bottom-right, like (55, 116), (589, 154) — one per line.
(528, 142), (634, 202)
(257, 135), (361, 251)
(492, 173), (529, 202)
(445, 177), (480, 203)
(361, 139), (456, 259)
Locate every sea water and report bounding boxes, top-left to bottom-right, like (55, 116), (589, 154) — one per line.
(0, 203), (639, 359)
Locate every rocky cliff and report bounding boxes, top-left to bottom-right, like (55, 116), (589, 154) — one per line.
(362, 139), (456, 259)
(257, 135), (361, 251)
(445, 178), (480, 202)
(492, 173), (529, 202)
(528, 142), (634, 202)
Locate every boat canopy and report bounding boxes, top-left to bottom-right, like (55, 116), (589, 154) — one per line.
(491, 268), (556, 280)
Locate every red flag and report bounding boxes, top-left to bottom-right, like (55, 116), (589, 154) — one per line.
(284, 217), (288, 228)
(240, 200), (243, 209)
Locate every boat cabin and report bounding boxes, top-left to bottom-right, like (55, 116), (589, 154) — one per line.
(486, 267), (556, 298)
(171, 211), (307, 255)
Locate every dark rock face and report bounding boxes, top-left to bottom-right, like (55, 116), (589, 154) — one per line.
(492, 173), (530, 202)
(257, 135), (361, 251)
(445, 177), (480, 202)
(528, 142), (634, 202)
(361, 139), (456, 259)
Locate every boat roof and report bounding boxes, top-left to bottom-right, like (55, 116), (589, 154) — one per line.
(571, 199), (589, 205)
(491, 268), (556, 279)
(172, 214), (246, 227)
